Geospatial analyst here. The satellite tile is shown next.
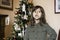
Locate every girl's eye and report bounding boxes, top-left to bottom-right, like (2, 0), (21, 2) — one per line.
(39, 11), (41, 13)
(34, 11), (36, 13)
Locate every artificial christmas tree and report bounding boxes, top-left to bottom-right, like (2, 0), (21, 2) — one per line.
(7, 0), (33, 40)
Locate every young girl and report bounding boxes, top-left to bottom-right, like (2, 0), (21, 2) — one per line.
(24, 5), (57, 40)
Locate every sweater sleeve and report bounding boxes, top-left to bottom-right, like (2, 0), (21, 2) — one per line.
(24, 27), (29, 40)
(46, 24), (57, 40)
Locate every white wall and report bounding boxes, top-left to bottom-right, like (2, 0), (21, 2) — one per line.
(33, 0), (60, 40)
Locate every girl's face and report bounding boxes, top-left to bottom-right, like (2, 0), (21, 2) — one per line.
(33, 8), (42, 20)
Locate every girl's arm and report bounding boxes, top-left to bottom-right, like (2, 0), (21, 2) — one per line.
(46, 24), (57, 40)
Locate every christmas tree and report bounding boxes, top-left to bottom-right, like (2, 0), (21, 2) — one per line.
(7, 0), (33, 40)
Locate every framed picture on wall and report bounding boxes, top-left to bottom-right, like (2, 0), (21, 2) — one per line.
(0, 0), (13, 10)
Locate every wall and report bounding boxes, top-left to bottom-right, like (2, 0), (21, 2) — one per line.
(33, 0), (60, 40)
(0, 0), (20, 40)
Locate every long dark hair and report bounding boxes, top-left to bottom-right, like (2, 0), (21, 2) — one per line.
(30, 5), (47, 26)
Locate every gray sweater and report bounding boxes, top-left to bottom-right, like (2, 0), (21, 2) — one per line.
(24, 23), (57, 40)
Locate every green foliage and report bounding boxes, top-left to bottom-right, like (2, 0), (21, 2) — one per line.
(7, 0), (33, 40)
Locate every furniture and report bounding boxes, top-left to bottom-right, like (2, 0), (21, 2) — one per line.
(0, 14), (8, 40)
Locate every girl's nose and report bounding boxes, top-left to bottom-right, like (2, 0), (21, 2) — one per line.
(36, 12), (39, 14)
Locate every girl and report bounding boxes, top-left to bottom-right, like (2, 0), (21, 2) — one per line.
(24, 5), (57, 40)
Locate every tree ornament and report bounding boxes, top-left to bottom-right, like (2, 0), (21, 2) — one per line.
(23, 14), (28, 20)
